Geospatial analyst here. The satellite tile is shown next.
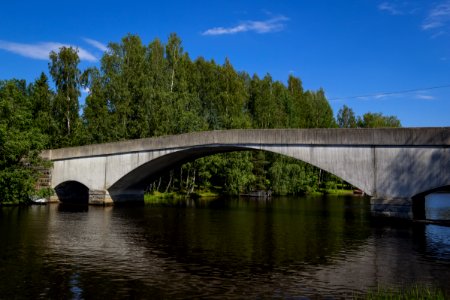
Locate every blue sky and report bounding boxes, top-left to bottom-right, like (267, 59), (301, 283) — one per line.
(1, 0), (449, 127)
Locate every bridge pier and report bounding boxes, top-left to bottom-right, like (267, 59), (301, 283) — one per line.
(370, 197), (413, 219)
(88, 190), (114, 206)
(88, 190), (144, 205)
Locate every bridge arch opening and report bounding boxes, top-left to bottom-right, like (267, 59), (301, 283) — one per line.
(108, 146), (360, 199)
(412, 185), (450, 220)
(55, 181), (89, 204)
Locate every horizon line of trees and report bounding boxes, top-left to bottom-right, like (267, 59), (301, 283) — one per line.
(0, 33), (401, 204)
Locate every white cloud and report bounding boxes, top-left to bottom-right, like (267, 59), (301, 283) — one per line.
(415, 94), (435, 100)
(329, 87), (448, 101)
(373, 94), (388, 100)
(202, 15), (289, 36)
(0, 40), (97, 62)
(83, 38), (108, 52)
(422, 1), (450, 31)
(378, 2), (403, 15)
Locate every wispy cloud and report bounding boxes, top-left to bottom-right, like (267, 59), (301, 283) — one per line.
(415, 94), (435, 100)
(422, 1), (450, 31)
(0, 40), (97, 61)
(329, 85), (450, 101)
(83, 38), (108, 52)
(378, 1), (420, 16)
(378, 2), (403, 15)
(202, 15), (289, 36)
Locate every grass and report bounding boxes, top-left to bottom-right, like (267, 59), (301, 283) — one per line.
(144, 188), (355, 204)
(144, 191), (184, 204)
(309, 188), (355, 196)
(144, 190), (220, 205)
(359, 285), (446, 300)
(0, 201), (18, 206)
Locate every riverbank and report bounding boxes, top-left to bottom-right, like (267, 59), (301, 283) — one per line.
(144, 189), (356, 204)
(360, 285), (446, 299)
(144, 191), (220, 205)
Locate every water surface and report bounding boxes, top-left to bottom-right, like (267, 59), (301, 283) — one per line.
(1, 195), (449, 299)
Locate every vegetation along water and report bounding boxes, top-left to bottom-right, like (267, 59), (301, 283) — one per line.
(0, 33), (401, 205)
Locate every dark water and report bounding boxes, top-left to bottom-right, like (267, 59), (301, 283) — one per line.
(1, 195), (449, 299)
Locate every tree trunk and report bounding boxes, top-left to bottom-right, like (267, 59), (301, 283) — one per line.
(165, 171), (173, 193)
(189, 169), (196, 194)
(67, 95), (71, 135)
(156, 177), (162, 192)
(180, 167), (183, 191)
(185, 167), (190, 194)
(170, 68), (175, 93)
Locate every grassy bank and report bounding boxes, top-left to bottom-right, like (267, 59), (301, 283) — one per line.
(359, 285), (446, 299)
(144, 188), (358, 205)
(315, 188), (355, 196)
(144, 190), (220, 205)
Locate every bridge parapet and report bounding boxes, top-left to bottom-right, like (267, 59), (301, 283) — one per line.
(42, 128), (449, 161)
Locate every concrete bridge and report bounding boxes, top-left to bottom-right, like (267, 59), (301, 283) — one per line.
(41, 128), (450, 219)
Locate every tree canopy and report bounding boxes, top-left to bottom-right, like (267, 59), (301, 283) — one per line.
(0, 33), (403, 204)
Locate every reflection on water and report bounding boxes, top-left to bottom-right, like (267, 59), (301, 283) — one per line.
(0, 196), (449, 299)
(426, 193), (450, 220)
(426, 225), (450, 260)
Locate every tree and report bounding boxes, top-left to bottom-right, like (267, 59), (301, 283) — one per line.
(337, 105), (357, 128)
(166, 33), (183, 93)
(357, 112), (401, 128)
(304, 89), (335, 128)
(49, 47), (81, 146)
(287, 75), (307, 128)
(216, 58), (250, 129)
(0, 80), (48, 204)
(81, 67), (113, 144)
(29, 73), (56, 147)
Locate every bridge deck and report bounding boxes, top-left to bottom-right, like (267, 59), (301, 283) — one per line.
(43, 128), (449, 160)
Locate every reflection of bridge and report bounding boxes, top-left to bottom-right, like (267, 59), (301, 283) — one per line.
(41, 128), (450, 219)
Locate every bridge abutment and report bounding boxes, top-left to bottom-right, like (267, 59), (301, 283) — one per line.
(89, 190), (114, 206)
(370, 197), (413, 219)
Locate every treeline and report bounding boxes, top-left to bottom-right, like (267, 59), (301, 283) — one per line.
(0, 33), (401, 203)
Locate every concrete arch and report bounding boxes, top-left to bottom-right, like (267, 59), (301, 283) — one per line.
(107, 144), (373, 198)
(109, 145), (245, 192)
(42, 128), (450, 218)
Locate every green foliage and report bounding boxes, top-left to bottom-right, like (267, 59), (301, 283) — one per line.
(358, 112), (401, 128)
(337, 106), (402, 129)
(0, 33), (405, 203)
(49, 47), (82, 147)
(36, 187), (54, 199)
(337, 105), (357, 128)
(268, 156), (318, 195)
(78, 34), (402, 196)
(0, 80), (49, 204)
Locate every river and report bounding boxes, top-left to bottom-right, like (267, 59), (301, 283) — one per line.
(0, 195), (449, 299)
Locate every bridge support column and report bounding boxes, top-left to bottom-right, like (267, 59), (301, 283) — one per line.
(370, 197), (413, 219)
(89, 190), (114, 206)
(88, 190), (144, 205)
